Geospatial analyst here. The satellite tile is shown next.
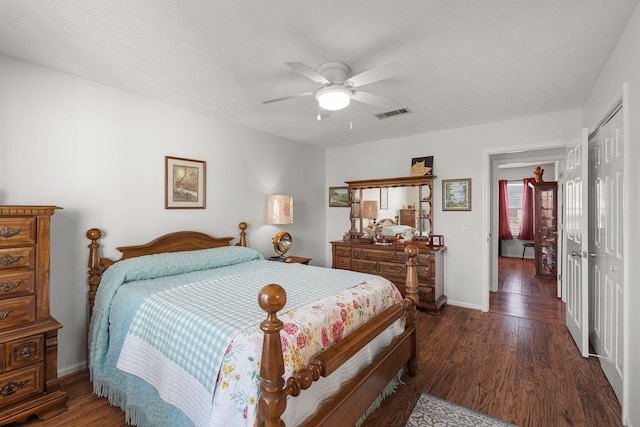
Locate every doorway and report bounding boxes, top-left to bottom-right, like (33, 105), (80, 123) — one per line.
(490, 159), (565, 323)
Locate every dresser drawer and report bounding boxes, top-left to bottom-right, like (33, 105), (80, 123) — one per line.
(352, 259), (378, 273)
(353, 248), (395, 262)
(396, 251), (430, 264)
(333, 246), (351, 258)
(416, 264), (433, 281)
(0, 218), (36, 248)
(4, 335), (44, 371)
(0, 270), (35, 298)
(417, 284), (435, 303)
(0, 247), (34, 271)
(0, 296), (36, 330)
(333, 256), (352, 270)
(0, 363), (44, 408)
(378, 261), (405, 279)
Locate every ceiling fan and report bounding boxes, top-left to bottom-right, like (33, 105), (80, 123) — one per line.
(262, 61), (405, 116)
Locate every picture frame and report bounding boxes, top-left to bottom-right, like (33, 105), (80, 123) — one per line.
(380, 188), (389, 210)
(442, 178), (471, 211)
(431, 234), (444, 247)
(329, 186), (349, 207)
(410, 156), (434, 176)
(165, 156), (206, 209)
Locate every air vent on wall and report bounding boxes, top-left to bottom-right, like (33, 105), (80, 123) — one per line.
(374, 107), (412, 119)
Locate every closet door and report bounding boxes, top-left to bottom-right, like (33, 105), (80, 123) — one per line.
(564, 129), (589, 358)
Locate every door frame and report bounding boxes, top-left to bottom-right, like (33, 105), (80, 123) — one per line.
(482, 139), (571, 311)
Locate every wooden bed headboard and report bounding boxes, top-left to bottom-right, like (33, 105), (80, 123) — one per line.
(86, 222), (247, 316)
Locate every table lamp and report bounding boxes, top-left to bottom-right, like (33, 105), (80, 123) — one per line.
(267, 194), (293, 259)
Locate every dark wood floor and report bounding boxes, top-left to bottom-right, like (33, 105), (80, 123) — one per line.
(489, 257), (565, 325)
(12, 258), (621, 427)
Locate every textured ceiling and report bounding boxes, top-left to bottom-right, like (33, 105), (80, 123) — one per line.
(0, 0), (637, 149)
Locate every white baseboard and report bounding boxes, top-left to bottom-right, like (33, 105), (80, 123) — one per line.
(445, 300), (482, 311)
(59, 361), (87, 377)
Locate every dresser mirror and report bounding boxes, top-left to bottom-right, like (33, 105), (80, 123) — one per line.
(344, 175), (435, 240)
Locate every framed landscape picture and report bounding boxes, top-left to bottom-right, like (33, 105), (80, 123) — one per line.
(442, 178), (471, 211)
(329, 186), (349, 207)
(165, 156), (206, 209)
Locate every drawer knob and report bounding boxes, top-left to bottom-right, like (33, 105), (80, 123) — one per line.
(0, 310), (13, 320)
(418, 291), (425, 297)
(0, 281), (22, 292)
(20, 347), (32, 359)
(0, 254), (25, 267)
(0, 226), (23, 239)
(0, 380), (28, 397)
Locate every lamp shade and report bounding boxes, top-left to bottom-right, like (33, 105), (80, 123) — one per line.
(362, 200), (378, 219)
(267, 194), (293, 225)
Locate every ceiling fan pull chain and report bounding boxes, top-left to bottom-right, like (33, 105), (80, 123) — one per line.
(317, 103), (321, 121)
(349, 103), (353, 130)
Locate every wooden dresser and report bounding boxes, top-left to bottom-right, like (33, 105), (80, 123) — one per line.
(331, 240), (446, 314)
(398, 209), (416, 228)
(0, 206), (67, 424)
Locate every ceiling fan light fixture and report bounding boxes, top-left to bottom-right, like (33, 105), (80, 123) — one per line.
(316, 86), (351, 111)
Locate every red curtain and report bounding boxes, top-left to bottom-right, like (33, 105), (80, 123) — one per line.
(518, 178), (536, 241)
(498, 180), (513, 240)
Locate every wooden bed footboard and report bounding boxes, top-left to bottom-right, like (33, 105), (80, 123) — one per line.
(258, 245), (420, 427)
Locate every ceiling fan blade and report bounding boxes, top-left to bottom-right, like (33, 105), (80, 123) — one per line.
(345, 62), (405, 88)
(351, 91), (397, 108)
(285, 62), (331, 85)
(262, 92), (314, 104)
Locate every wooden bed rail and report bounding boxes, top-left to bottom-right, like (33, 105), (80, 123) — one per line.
(86, 222), (248, 317)
(258, 245), (420, 427)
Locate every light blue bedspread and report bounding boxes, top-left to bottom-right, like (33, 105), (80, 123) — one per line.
(88, 245), (393, 427)
(89, 246), (264, 426)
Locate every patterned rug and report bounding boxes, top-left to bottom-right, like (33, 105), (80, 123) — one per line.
(404, 393), (517, 427)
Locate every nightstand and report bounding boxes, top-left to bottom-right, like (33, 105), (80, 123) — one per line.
(268, 255), (312, 265)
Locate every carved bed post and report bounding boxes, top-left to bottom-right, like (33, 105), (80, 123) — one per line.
(237, 222), (247, 247)
(404, 245), (419, 376)
(258, 284), (287, 427)
(86, 228), (103, 318)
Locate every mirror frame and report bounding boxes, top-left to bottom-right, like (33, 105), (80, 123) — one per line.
(345, 175), (436, 239)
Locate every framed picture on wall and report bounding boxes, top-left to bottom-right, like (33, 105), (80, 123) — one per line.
(165, 156), (206, 209)
(380, 188), (389, 210)
(442, 178), (471, 211)
(329, 186), (349, 207)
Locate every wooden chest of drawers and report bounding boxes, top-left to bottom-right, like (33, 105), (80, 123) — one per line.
(0, 206), (67, 425)
(331, 240), (446, 314)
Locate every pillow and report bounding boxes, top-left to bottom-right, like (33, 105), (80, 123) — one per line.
(378, 218), (397, 227)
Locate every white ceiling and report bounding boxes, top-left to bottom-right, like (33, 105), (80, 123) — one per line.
(0, 0), (637, 149)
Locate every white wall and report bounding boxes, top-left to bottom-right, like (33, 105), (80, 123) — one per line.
(582, 4), (640, 425)
(325, 109), (582, 310)
(0, 55), (327, 375)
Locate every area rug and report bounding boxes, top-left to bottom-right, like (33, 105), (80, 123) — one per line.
(404, 393), (517, 427)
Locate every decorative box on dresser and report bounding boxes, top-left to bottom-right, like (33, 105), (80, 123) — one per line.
(0, 206), (67, 425)
(331, 240), (447, 315)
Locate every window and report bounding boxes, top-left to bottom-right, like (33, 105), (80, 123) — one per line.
(506, 181), (524, 237)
